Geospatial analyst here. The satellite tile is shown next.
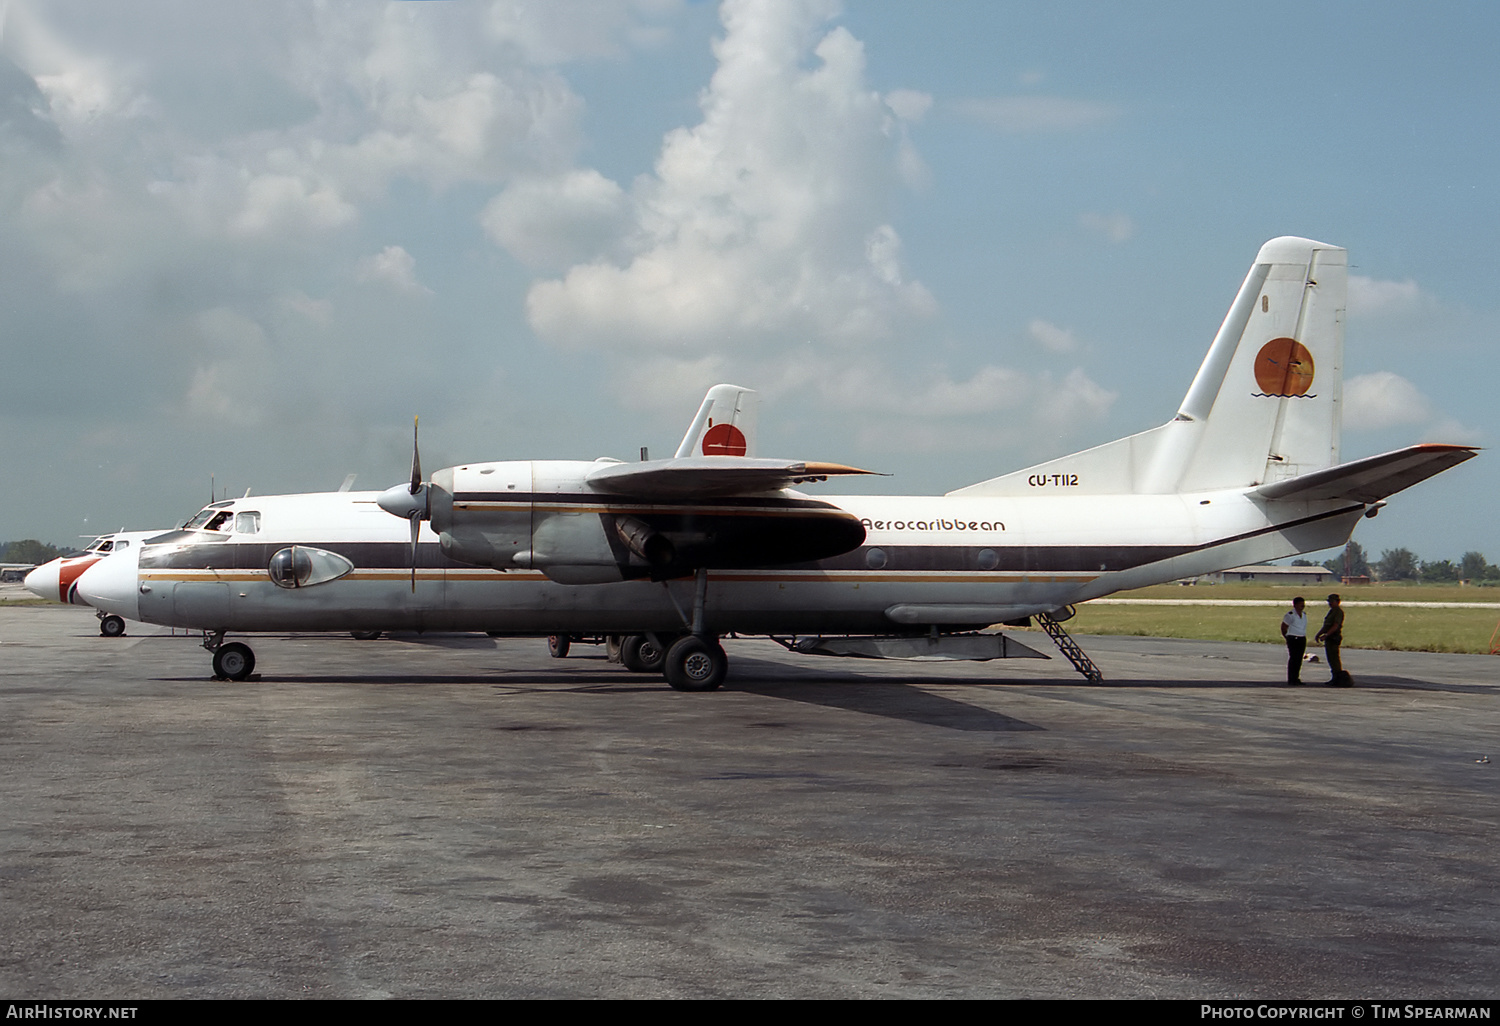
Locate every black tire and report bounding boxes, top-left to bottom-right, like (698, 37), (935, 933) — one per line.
(99, 615), (126, 638)
(621, 633), (668, 673)
(663, 635), (726, 692)
(547, 635), (571, 658)
(350, 630), (382, 640)
(212, 642), (255, 681)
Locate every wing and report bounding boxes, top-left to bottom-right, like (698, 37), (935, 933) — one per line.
(586, 456), (880, 498)
(1255, 443), (1478, 503)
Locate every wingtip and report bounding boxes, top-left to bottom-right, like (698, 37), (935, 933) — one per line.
(799, 461), (886, 477)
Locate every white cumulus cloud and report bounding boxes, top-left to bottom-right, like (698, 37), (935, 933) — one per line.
(1343, 371), (1431, 431)
(483, 168), (630, 269)
(1348, 275), (1425, 317)
(356, 245), (431, 296)
(521, 0), (936, 353)
(1028, 318), (1077, 354)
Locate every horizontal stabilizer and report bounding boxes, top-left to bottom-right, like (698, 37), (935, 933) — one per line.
(1255, 444), (1478, 503)
(587, 457), (879, 498)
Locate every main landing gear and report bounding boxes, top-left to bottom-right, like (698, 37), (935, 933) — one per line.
(553, 569), (730, 692)
(639, 568), (727, 691)
(661, 635), (726, 692)
(98, 613), (126, 637)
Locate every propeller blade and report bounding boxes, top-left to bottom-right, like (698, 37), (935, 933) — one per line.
(409, 511), (421, 592)
(375, 415), (431, 592)
(409, 415), (422, 495)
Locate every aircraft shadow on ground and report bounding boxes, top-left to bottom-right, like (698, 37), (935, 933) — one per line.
(726, 656), (1043, 732)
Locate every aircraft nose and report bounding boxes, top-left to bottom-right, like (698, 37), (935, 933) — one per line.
(76, 548), (141, 621)
(23, 559), (64, 602)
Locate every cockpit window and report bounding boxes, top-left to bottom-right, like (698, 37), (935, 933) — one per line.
(182, 508), (235, 531)
(114, 540), (130, 550)
(97, 540), (114, 552)
(234, 512), (261, 535)
(183, 509), (216, 530)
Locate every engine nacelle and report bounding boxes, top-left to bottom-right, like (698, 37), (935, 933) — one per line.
(432, 458), (867, 582)
(432, 461), (533, 570)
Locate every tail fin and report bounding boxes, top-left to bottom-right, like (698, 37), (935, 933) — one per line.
(674, 384), (758, 458)
(950, 236), (1346, 497)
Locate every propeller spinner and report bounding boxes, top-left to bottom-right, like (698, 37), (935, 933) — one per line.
(376, 416), (430, 591)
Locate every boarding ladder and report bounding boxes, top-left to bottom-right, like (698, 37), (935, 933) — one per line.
(1035, 609), (1104, 682)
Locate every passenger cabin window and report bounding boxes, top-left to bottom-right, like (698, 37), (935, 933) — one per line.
(234, 512), (261, 535)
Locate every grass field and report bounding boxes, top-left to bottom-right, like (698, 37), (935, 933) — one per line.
(1101, 582), (1500, 603)
(1056, 583), (1500, 655)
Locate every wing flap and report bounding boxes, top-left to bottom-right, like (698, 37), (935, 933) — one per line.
(587, 457), (879, 497)
(1255, 444), (1477, 503)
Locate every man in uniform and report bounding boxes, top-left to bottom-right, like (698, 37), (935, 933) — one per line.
(1280, 596), (1307, 685)
(1314, 593), (1350, 686)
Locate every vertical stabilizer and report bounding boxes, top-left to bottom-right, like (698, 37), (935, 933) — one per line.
(1173, 236), (1345, 491)
(949, 237), (1346, 498)
(675, 384), (758, 459)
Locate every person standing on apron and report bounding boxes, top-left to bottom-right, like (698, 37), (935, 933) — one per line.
(1280, 596), (1307, 685)
(1315, 593), (1349, 686)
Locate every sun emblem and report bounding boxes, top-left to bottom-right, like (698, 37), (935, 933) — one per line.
(701, 422), (747, 456)
(1253, 337), (1315, 396)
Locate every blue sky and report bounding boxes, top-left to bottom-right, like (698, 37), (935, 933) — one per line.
(1, 0), (1494, 562)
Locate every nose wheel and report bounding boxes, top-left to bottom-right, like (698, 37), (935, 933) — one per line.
(210, 641), (256, 681)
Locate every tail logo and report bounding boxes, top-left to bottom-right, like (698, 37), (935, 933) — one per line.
(701, 423), (748, 456)
(1253, 337), (1316, 397)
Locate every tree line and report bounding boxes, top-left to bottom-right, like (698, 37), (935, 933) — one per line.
(1302, 541), (1500, 584)
(1, 540), (69, 564)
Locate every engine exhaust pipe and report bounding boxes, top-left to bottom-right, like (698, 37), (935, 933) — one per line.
(614, 516), (675, 567)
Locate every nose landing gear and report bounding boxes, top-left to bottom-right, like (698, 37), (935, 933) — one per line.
(203, 631), (256, 681)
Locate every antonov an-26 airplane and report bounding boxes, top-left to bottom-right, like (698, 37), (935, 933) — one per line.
(77, 238), (1475, 689)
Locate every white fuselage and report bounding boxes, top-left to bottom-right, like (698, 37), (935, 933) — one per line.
(76, 466), (1366, 637)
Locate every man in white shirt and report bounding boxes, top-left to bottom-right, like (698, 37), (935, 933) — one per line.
(1280, 596), (1307, 686)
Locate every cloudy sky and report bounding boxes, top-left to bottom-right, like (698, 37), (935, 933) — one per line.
(2, 0), (1495, 561)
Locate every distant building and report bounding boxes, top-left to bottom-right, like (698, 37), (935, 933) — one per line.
(1183, 564), (1335, 586)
